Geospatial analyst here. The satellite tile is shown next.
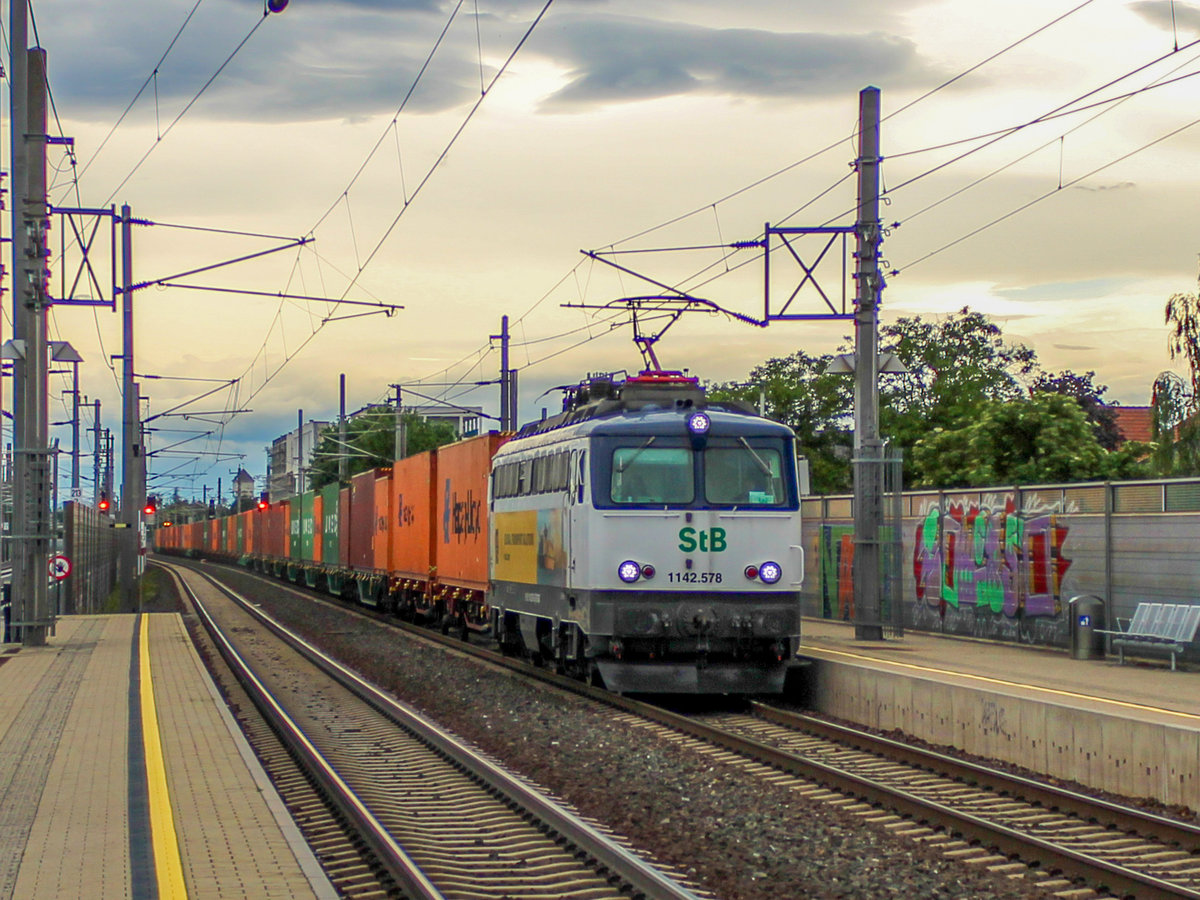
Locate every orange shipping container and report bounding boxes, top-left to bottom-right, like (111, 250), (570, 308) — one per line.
(245, 507), (256, 555)
(435, 432), (507, 592)
(373, 468), (393, 571)
(389, 451), (436, 580)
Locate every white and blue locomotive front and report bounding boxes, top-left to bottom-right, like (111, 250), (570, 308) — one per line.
(489, 376), (804, 693)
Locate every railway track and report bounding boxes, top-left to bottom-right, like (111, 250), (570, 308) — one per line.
(696, 703), (1200, 899)
(174, 558), (1200, 898)
(164, 560), (705, 900)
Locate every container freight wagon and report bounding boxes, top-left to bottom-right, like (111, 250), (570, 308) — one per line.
(285, 490), (319, 587)
(312, 491), (324, 566)
(390, 450), (437, 622)
(436, 433), (508, 634)
(346, 468), (392, 606)
(262, 500), (290, 576)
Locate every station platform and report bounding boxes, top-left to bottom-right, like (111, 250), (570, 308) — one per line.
(797, 618), (1200, 811)
(0, 614), (334, 900)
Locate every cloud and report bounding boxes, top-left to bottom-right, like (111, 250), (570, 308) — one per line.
(1053, 343), (1096, 351)
(43, 0), (490, 124)
(1073, 181), (1136, 192)
(1130, 0), (1200, 33)
(43, 3), (942, 125)
(534, 15), (935, 110)
(995, 277), (1134, 302)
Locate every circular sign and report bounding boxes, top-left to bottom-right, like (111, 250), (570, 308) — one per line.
(49, 555), (72, 580)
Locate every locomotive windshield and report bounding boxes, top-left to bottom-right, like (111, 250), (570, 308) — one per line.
(611, 446), (694, 504)
(604, 435), (795, 509)
(704, 442), (785, 505)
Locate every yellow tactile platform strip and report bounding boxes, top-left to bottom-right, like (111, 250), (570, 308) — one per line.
(0, 615), (331, 899)
(147, 613), (323, 899)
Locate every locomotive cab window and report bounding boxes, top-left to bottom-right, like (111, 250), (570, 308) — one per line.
(611, 446), (694, 504)
(704, 441), (786, 506)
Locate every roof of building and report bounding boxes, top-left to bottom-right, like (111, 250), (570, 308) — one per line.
(1110, 406), (1154, 444)
(233, 467), (255, 484)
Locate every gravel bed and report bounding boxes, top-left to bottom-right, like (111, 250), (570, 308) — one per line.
(178, 562), (1061, 900)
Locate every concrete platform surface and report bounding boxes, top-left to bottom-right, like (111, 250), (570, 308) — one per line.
(0, 614), (334, 900)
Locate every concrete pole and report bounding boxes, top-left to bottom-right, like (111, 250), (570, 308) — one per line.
(494, 315), (511, 431)
(118, 204), (141, 609)
(338, 373), (348, 482)
(70, 360), (80, 493)
(92, 398), (102, 506)
(296, 408), (303, 494)
(11, 31), (52, 645)
(852, 86), (884, 642)
(508, 368), (518, 432)
(394, 384), (406, 460)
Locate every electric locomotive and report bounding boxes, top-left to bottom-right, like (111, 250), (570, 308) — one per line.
(489, 371), (804, 693)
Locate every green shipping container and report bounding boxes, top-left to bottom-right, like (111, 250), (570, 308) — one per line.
(300, 490), (316, 562)
(321, 483), (340, 566)
(236, 515), (245, 556)
(289, 497), (302, 562)
(219, 517), (229, 555)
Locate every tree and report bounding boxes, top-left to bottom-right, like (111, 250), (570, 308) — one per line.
(1158, 276), (1200, 475)
(707, 350), (853, 493)
(307, 408), (458, 490)
(879, 307), (1038, 454)
(1030, 370), (1122, 450)
(910, 393), (1148, 488)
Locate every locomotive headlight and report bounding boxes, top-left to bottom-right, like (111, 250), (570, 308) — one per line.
(758, 561), (783, 584)
(618, 560), (642, 583)
(641, 564), (656, 580)
(687, 412), (711, 435)
(744, 564), (759, 580)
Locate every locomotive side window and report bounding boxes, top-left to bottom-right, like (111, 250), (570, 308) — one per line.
(610, 446), (694, 504)
(704, 444), (786, 505)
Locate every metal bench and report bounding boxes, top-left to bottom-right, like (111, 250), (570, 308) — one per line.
(1098, 602), (1200, 671)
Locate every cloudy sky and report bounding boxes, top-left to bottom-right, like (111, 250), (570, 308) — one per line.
(16, 0), (1200, 500)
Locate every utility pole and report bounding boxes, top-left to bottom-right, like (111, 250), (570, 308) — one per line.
(103, 428), (113, 502)
(10, 12), (52, 645)
(295, 408), (303, 494)
(118, 203), (142, 608)
(508, 367), (518, 432)
(492, 315), (511, 431)
(69, 358), (80, 492)
(852, 86), (884, 641)
(338, 373), (348, 482)
(393, 384), (406, 461)
(91, 398), (101, 506)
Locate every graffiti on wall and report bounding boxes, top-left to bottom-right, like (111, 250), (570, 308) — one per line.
(912, 497), (1070, 618)
(818, 524), (856, 620)
(818, 496), (1072, 621)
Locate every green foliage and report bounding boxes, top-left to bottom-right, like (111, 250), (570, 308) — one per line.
(1031, 370), (1122, 450)
(879, 307), (1037, 457)
(1150, 372), (1200, 476)
(307, 408), (458, 491)
(910, 394), (1148, 488)
(711, 307), (1146, 493)
(1158, 283), (1200, 476)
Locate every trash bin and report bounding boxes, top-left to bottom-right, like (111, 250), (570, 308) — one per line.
(1068, 594), (1106, 660)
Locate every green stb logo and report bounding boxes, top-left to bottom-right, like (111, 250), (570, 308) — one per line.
(678, 526), (727, 553)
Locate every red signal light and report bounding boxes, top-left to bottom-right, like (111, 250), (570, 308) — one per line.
(257, 500), (268, 510)
(98, 498), (110, 511)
